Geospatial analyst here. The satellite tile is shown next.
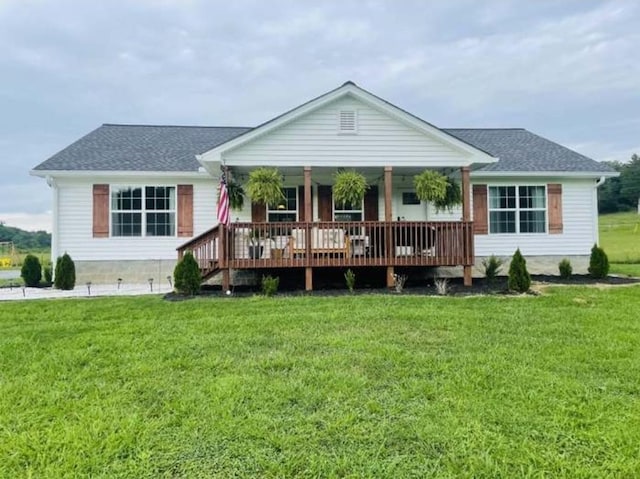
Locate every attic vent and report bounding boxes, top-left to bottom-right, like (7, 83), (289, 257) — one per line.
(338, 110), (357, 133)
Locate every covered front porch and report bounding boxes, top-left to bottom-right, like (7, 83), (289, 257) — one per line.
(177, 165), (476, 291)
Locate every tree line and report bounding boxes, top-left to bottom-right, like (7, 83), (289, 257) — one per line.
(598, 153), (640, 214)
(0, 223), (51, 251)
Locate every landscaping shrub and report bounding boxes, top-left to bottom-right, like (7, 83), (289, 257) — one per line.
(588, 244), (610, 279)
(261, 275), (279, 297)
(21, 254), (42, 287)
(43, 265), (53, 284)
(344, 269), (356, 293)
(558, 258), (572, 279)
(482, 255), (503, 281)
(173, 252), (201, 295)
(54, 253), (76, 290)
(508, 248), (531, 293)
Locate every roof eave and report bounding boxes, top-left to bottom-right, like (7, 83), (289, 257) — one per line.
(470, 170), (620, 178)
(30, 169), (212, 179)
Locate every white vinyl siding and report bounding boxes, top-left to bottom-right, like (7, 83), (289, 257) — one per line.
(54, 176), (228, 261)
(224, 97), (471, 168)
(474, 178), (597, 256)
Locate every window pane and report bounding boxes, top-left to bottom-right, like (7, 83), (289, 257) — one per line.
(146, 212), (175, 236)
(489, 186), (516, 209)
(112, 212), (142, 236)
(489, 211), (516, 233)
(520, 210), (546, 233)
(519, 186), (546, 209)
(334, 212), (362, 221)
(268, 212), (296, 222)
(402, 192), (420, 205)
(268, 187), (297, 211)
(112, 187), (142, 211)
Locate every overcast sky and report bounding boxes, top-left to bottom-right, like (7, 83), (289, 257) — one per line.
(1, 0), (638, 232)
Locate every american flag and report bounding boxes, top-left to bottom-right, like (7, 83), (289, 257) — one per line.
(217, 171), (230, 226)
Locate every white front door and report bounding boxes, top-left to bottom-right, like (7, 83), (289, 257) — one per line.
(394, 189), (428, 221)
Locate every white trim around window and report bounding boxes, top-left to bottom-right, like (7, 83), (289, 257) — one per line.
(110, 185), (177, 237)
(488, 185), (547, 234)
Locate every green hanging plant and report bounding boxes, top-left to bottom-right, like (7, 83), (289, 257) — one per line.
(433, 177), (463, 212)
(246, 167), (285, 206)
(225, 177), (245, 210)
(333, 170), (368, 208)
(413, 170), (448, 203)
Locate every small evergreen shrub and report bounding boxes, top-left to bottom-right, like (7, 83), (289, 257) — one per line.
(54, 253), (76, 290)
(508, 248), (531, 293)
(21, 254), (42, 287)
(173, 252), (201, 295)
(482, 255), (503, 281)
(344, 269), (356, 293)
(43, 265), (53, 284)
(588, 244), (609, 279)
(261, 275), (279, 297)
(558, 258), (572, 279)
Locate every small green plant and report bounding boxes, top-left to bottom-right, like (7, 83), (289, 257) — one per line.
(261, 275), (279, 297)
(43, 265), (53, 284)
(226, 177), (245, 210)
(558, 258), (573, 279)
(344, 269), (356, 293)
(392, 273), (408, 293)
(482, 255), (503, 281)
(332, 170), (369, 208)
(434, 278), (449, 295)
(21, 254), (42, 287)
(173, 252), (201, 295)
(508, 248), (531, 293)
(54, 253), (76, 290)
(588, 244), (610, 279)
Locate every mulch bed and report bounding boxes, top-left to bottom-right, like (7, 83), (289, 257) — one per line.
(164, 274), (640, 301)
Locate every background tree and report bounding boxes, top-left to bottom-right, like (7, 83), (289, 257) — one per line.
(620, 154), (640, 214)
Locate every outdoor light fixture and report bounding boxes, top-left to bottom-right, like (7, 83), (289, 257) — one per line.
(148, 278), (154, 292)
(167, 275), (172, 289)
(86, 282), (92, 296)
(117, 278), (123, 290)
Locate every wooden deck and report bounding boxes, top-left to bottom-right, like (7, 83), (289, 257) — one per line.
(177, 221), (474, 282)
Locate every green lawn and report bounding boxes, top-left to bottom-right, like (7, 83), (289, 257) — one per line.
(600, 212), (640, 276)
(2, 290), (640, 477)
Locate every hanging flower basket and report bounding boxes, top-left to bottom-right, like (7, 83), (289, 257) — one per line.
(225, 177), (245, 211)
(246, 167), (285, 206)
(413, 170), (448, 203)
(333, 170), (368, 208)
(433, 177), (463, 212)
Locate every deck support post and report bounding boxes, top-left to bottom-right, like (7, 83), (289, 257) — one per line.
(461, 166), (473, 286)
(222, 269), (231, 291)
(305, 267), (313, 291)
(384, 166), (394, 288)
(304, 166), (312, 222)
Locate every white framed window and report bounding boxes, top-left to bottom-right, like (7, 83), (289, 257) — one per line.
(488, 185), (546, 234)
(111, 186), (176, 237)
(337, 109), (357, 134)
(267, 187), (297, 223)
(333, 198), (363, 222)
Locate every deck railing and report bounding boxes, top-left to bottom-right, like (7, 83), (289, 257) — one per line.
(178, 221), (474, 273)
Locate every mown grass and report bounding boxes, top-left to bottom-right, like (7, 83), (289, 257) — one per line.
(2, 289), (640, 477)
(600, 212), (640, 276)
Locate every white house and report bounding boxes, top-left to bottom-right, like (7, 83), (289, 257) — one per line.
(31, 82), (616, 289)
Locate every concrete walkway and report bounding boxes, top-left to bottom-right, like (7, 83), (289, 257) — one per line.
(0, 282), (171, 301)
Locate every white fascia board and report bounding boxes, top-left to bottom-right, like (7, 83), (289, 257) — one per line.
(470, 170), (620, 179)
(30, 169), (212, 179)
(197, 83), (498, 166)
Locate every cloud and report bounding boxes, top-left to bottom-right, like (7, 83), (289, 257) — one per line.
(0, 0), (638, 219)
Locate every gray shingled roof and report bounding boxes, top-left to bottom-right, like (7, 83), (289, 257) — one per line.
(443, 128), (615, 173)
(34, 123), (614, 175)
(33, 124), (251, 172)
